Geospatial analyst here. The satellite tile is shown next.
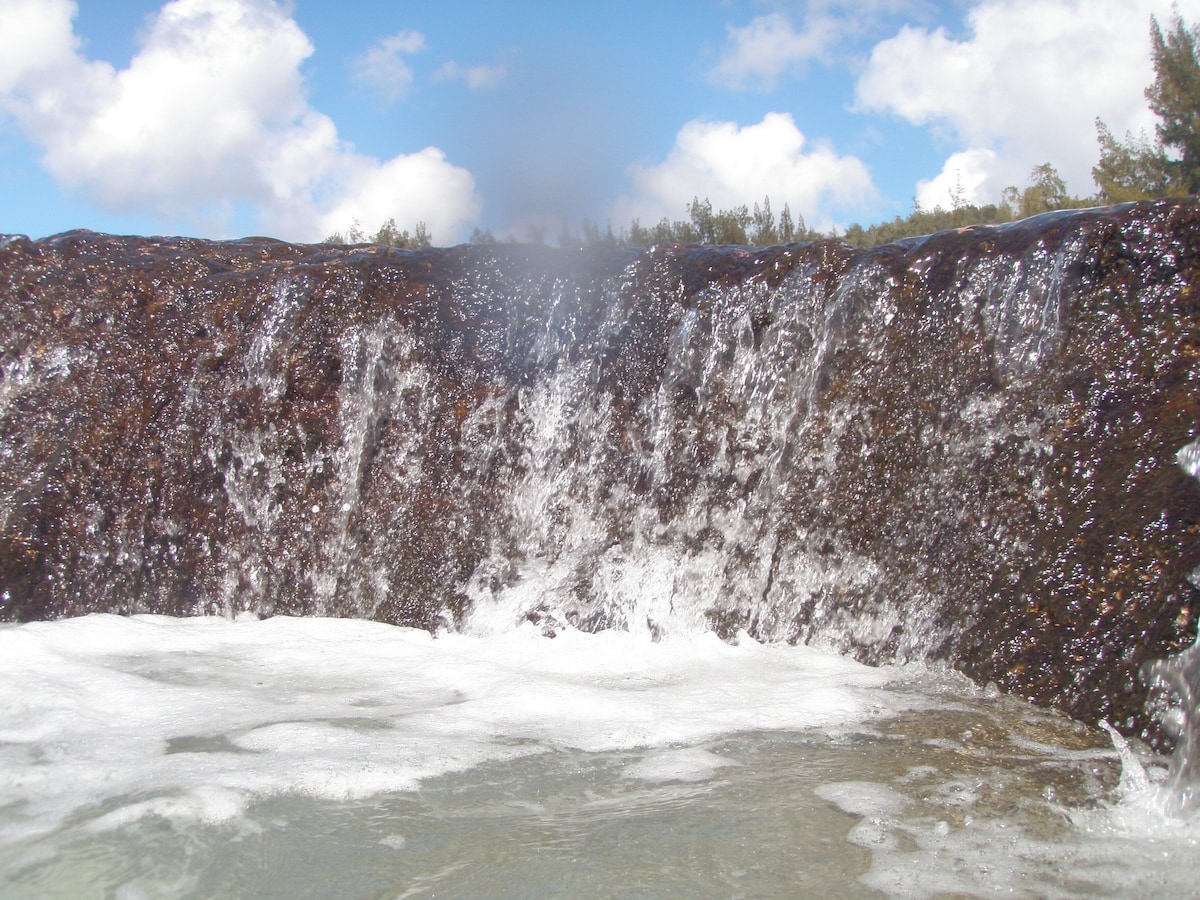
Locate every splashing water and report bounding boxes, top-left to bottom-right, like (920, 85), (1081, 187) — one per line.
(0, 613), (1197, 899)
(2, 207), (1199, 732)
(3, 202), (1200, 894)
(1133, 439), (1200, 814)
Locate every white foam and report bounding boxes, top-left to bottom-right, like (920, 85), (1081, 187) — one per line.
(1177, 438), (1200, 481)
(0, 614), (920, 844)
(622, 748), (741, 783)
(815, 754), (1200, 898)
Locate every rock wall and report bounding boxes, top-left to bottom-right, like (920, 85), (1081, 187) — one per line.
(2, 197), (1199, 735)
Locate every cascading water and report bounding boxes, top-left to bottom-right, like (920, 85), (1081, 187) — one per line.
(2, 198), (1200, 896)
(1140, 437), (1200, 813)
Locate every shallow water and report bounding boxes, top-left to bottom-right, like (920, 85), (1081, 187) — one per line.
(0, 615), (1197, 898)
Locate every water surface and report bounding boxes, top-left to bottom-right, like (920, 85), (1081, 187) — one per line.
(1, 615), (1196, 898)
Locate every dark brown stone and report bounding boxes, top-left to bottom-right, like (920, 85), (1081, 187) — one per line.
(1, 199), (1198, 739)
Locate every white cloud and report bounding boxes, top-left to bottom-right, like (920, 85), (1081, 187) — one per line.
(856, 0), (1200, 202)
(613, 112), (875, 232)
(708, 3), (937, 91)
(0, 0), (80, 93)
(310, 147), (479, 242)
(709, 12), (838, 90)
(914, 148), (1000, 211)
(433, 60), (506, 90)
(0, 0), (481, 242)
(352, 30), (425, 102)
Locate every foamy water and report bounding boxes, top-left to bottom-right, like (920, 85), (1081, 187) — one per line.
(0, 615), (911, 839)
(1, 614), (1198, 897)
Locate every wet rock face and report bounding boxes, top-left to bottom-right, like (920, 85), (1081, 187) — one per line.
(1, 197), (1199, 736)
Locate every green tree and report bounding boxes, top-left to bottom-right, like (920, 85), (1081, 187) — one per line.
(750, 196), (778, 245)
(1093, 14), (1200, 199)
(778, 203), (796, 242)
(323, 217), (431, 248)
(1092, 121), (1174, 202)
(373, 218), (432, 248)
(712, 204), (750, 244)
(1012, 162), (1072, 216)
(322, 219), (367, 244)
(373, 217), (403, 246)
(1147, 13), (1200, 192)
(687, 197), (716, 243)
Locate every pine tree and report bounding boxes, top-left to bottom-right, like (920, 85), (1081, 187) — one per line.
(1093, 14), (1200, 200)
(1147, 14), (1200, 192)
(750, 196), (778, 245)
(687, 197), (716, 243)
(1020, 163), (1070, 215)
(778, 203), (796, 242)
(1092, 121), (1173, 202)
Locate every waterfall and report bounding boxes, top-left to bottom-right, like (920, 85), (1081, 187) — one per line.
(1, 198), (1199, 743)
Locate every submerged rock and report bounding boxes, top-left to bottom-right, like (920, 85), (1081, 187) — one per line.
(1, 197), (1198, 737)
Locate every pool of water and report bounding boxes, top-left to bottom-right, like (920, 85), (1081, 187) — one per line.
(0, 615), (1196, 898)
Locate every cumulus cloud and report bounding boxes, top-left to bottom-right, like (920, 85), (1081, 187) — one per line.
(0, 0), (480, 242)
(0, 0), (80, 93)
(433, 60), (506, 90)
(708, 12), (838, 90)
(311, 148), (478, 240)
(913, 148), (1000, 211)
(856, 0), (1200, 202)
(352, 30), (425, 102)
(613, 112), (875, 232)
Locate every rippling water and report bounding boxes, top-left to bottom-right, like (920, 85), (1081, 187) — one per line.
(1, 615), (1196, 898)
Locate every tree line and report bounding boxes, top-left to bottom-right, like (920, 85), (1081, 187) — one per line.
(323, 218), (432, 249)
(326, 13), (1200, 251)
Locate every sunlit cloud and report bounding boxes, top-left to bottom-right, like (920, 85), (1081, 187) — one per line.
(855, 0), (1200, 203)
(914, 148), (1000, 212)
(310, 147), (479, 242)
(0, 0), (481, 242)
(613, 112), (875, 232)
(0, 0), (80, 94)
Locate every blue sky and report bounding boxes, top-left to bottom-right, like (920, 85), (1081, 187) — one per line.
(1, 0), (1197, 244)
